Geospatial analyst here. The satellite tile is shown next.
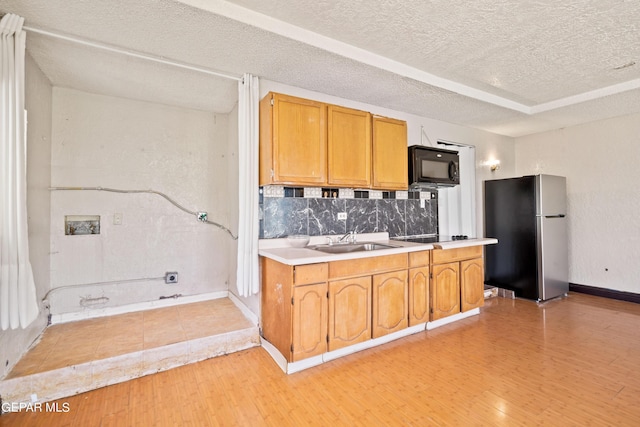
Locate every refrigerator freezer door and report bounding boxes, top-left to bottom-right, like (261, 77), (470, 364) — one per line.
(537, 216), (569, 300)
(536, 175), (567, 216)
(484, 176), (539, 300)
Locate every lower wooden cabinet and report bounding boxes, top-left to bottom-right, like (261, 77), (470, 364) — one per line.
(460, 258), (484, 312)
(328, 276), (372, 351)
(430, 262), (461, 321)
(408, 266), (430, 325)
(261, 245), (485, 362)
(261, 257), (328, 362)
(372, 270), (408, 338)
(430, 246), (485, 321)
(292, 283), (328, 361)
(408, 251), (430, 326)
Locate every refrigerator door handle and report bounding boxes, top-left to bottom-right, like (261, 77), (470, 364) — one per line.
(544, 214), (565, 218)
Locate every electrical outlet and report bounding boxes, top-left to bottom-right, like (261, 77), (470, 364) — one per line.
(113, 213), (123, 225)
(337, 212), (347, 220)
(165, 272), (178, 284)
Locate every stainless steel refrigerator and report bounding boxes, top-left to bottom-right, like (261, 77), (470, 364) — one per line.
(484, 175), (568, 301)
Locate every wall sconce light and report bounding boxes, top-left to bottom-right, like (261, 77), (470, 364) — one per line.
(487, 159), (500, 172)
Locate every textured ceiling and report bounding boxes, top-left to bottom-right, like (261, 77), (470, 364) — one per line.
(2, 0), (639, 137)
(226, 0), (640, 104)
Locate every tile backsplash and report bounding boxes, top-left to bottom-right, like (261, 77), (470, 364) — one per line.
(259, 187), (437, 239)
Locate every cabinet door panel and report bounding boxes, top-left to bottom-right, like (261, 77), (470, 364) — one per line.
(372, 270), (408, 338)
(328, 277), (372, 351)
(261, 258), (293, 359)
(328, 106), (371, 187)
(292, 283), (328, 361)
(431, 262), (460, 321)
(409, 266), (430, 326)
(273, 94), (327, 185)
(372, 116), (408, 190)
(461, 258), (484, 312)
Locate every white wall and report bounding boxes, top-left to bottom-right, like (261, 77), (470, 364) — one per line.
(515, 113), (640, 294)
(0, 55), (52, 379)
(259, 79), (516, 237)
(47, 89), (235, 314)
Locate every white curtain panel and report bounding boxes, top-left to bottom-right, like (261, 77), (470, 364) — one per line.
(0, 13), (39, 330)
(235, 74), (260, 296)
(437, 144), (477, 238)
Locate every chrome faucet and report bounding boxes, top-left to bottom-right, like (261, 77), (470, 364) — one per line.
(325, 231), (357, 245)
(337, 231), (357, 244)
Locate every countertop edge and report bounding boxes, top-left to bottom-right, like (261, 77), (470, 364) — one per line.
(259, 237), (498, 266)
(258, 243), (432, 266)
(433, 238), (498, 250)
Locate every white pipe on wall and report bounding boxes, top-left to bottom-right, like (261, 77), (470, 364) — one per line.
(49, 186), (237, 239)
(23, 25), (242, 82)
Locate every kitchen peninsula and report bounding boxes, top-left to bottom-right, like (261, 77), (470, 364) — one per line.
(259, 233), (497, 373)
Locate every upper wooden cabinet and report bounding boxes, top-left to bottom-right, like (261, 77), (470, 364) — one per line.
(327, 105), (372, 187)
(372, 116), (408, 190)
(259, 92), (408, 190)
(260, 93), (327, 186)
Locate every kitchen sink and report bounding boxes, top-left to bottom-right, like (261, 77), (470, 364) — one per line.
(308, 242), (398, 254)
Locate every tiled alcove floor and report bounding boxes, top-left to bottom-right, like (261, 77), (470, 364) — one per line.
(1, 298), (260, 403)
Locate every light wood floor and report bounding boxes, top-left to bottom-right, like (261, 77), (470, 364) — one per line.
(2, 292), (640, 426)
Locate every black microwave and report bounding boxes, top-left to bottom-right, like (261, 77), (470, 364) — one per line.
(408, 145), (460, 188)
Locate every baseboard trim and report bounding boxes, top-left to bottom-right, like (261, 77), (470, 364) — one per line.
(261, 309), (483, 375)
(261, 323), (429, 375)
(569, 283), (640, 304)
(426, 308), (480, 330)
(228, 292), (259, 326)
(50, 291), (229, 324)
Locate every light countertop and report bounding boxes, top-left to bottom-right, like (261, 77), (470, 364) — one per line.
(259, 233), (498, 266)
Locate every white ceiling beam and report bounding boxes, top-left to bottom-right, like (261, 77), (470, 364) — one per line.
(531, 78), (640, 114)
(178, 0), (640, 117)
(176, 0), (532, 114)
